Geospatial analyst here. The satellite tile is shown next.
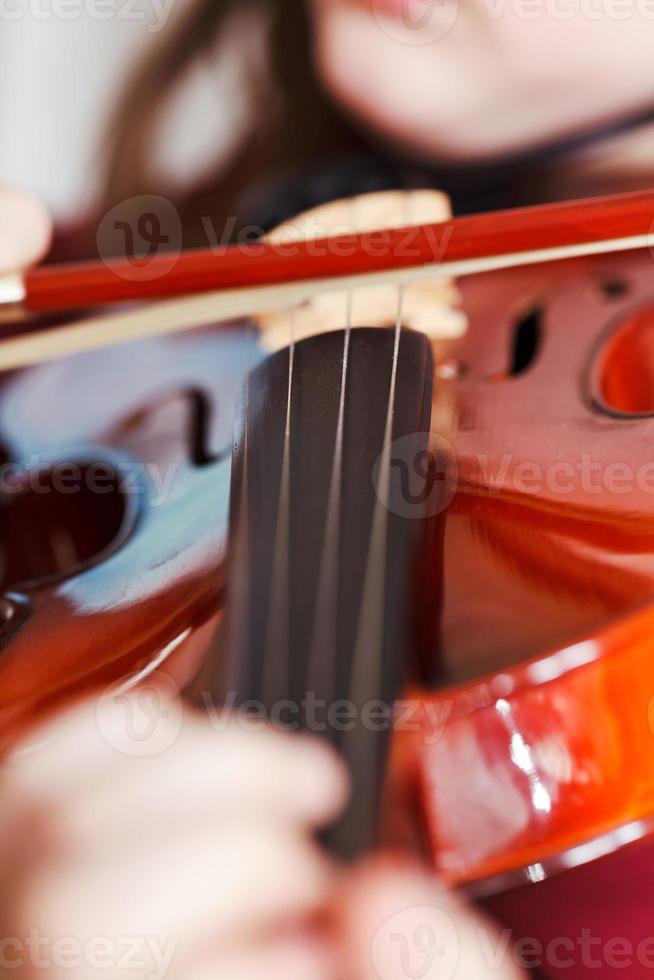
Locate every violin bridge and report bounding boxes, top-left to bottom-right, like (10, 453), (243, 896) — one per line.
(253, 190), (468, 350)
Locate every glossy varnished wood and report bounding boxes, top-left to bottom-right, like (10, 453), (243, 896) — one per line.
(21, 188), (654, 313)
(395, 248), (654, 887)
(0, 325), (255, 745)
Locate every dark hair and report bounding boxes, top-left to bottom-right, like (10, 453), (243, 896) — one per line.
(103, 0), (363, 233)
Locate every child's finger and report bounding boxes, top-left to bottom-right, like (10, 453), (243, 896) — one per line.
(338, 856), (526, 980)
(0, 185), (52, 272)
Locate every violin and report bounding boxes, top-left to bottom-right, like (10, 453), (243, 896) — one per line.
(2, 186), (654, 978)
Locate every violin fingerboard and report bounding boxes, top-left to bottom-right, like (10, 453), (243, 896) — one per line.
(222, 326), (434, 859)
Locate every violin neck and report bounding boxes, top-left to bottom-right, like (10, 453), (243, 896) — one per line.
(222, 325), (435, 858)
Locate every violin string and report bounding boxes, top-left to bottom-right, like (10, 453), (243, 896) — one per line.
(342, 286), (404, 798)
(261, 307), (296, 707)
(225, 325), (255, 699)
(306, 290), (353, 705)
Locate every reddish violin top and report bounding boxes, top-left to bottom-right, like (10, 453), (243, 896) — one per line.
(399, 246), (654, 888)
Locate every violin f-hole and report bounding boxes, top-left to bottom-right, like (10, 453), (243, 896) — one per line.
(0, 593), (30, 653)
(508, 306), (543, 377)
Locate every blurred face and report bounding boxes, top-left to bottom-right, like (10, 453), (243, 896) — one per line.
(306, 0), (654, 162)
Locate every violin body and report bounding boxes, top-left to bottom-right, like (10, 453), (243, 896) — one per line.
(3, 199), (654, 977)
(0, 325), (254, 742)
(391, 247), (654, 976)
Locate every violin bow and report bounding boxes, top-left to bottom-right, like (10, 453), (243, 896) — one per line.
(0, 187), (653, 369)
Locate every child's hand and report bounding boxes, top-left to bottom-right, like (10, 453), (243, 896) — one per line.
(0, 185), (51, 273)
(340, 857), (526, 980)
(0, 692), (345, 980)
(0, 691), (524, 980)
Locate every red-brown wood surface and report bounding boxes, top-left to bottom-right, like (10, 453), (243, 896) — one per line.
(390, 247), (654, 891)
(23, 188), (654, 312)
(0, 325), (253, 748)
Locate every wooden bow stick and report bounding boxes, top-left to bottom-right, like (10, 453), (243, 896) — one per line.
(0, 187), (652, 370)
